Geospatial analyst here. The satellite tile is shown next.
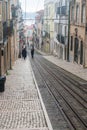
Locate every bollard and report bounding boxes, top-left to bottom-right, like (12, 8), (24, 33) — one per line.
(0, 76), (6, 92)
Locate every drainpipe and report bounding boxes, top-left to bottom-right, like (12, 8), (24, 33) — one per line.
(67, 1), (70, 61)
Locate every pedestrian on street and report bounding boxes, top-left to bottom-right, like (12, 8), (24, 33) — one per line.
(31, 44), (34, 59)
(27, 41), (29, 47)
(22, 46), (27, 60)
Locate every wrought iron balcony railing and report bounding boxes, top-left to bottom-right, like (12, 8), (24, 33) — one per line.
(0, 20), (14, 43)
(7, 20), (13, 36)
(3, 21), (7, 42)
(56, 34), (65, 44)
(43, 31), (50, 38)
(11, 4), (18, 19)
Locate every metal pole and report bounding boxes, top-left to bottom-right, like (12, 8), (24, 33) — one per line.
(67, 1), (70, 61)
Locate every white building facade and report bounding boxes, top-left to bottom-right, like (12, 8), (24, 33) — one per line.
(53, 0), (71, 60)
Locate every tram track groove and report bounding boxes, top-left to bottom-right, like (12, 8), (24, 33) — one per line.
(30, 54), (87, 130)
(34, 59), (87, 126)
(36, 57), (87, 103)
(40, 57), (87, 93)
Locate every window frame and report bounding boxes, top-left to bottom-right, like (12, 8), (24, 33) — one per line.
(70, 36), (73, 51)
(76, 5), (79, 23)
(81, 4), (85, 24)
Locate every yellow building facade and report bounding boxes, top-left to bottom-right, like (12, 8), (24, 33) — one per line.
(44, 1), (54, 53)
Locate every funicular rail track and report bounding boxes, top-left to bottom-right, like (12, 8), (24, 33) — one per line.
(36, 57), (87, 106)
(39, 56), (87, 93)
(30, 54), (87, 130)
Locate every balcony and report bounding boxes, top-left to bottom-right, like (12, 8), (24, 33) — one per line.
(11, 4), (18, 19)
(0, 21), (8, 44)
(56, 6), (67, 16)
(7, 20), (13, 36)
(3, 22), (7, 42)
(56, 34), (65, 44)
(2, 20), (13, 43)
(42, 31), (50, 39)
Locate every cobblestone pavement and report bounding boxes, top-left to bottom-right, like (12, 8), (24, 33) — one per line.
(0, 58), (49, 130)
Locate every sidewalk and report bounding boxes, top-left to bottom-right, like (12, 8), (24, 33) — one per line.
(37, 50), (87, 81)
(0, 58), (51, 130)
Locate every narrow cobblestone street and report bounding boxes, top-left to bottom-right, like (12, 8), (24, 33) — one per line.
(0, 58), (49, 130)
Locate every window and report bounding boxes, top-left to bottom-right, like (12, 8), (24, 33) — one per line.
(55, 23), (58, 32)
(70, 36), (73, 51)
(3, 1), (8, 21)
(48, 7), (50, 16)
(65, 26), (67, 37)
(61, 35), (65, 44)
(6, 2), (8, 20)
(80, 41), (83, 64)
(45, 7), (48, 16)
(81, 4), (85, 23)
(57, 7), (61, 14)
(61, 6), (66, 15)
(76, 5), (79, 23)
(71, 7), (74, 21)
(74, 38), (79, 63)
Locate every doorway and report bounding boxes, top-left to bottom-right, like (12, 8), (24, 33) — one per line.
(74, 38), (79, 63)
(80, 41), (83, 65)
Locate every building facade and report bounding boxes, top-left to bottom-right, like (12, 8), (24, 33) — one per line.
(53, 0), (71, 60)
(44, 0), (54, 53)
(34, 10), (44, 50)
(0, 0), (22, 76)
(0, 0), (11, 76)
(69, 0), (87, 67)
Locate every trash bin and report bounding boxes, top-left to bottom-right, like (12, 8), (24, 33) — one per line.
(0, 76), (6, 92)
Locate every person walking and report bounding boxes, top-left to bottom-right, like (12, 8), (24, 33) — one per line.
(22, 46), (27, 60)
(31, 44), (34, 59)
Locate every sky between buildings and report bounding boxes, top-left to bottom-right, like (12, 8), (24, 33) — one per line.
(19, 0), (44, 25)
(19, 0), (44, 13)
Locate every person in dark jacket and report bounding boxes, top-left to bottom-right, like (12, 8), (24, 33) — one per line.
(22, 46), (27, 60)
(31, 44), (34, 58)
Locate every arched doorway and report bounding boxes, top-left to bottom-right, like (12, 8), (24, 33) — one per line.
(80, 41), (83, 65)
(74, 38), (79, 63)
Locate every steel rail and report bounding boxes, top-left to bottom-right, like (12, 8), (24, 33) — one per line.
(30, 55), (87, 130)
